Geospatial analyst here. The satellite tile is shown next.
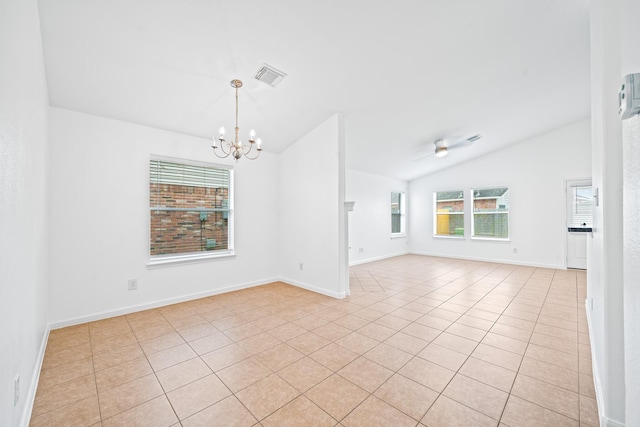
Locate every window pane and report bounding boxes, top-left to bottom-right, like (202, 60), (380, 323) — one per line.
(391, 192), (404, 234)
(391, 214), (401, 233)
(473, 212), (508, 238)
(435, 191), (464, 236)
(150, 210), (229, 255)
(391, 192), (401, 213)
(569, 186), (593, 227)
(472, 187), (509, 239)
(150, 159), (232, 257)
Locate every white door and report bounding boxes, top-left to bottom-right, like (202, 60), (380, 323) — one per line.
(566, 179), (592, 269)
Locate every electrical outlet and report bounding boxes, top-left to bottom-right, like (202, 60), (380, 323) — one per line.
(513, 248), (518, 254)
(358, 248), (364, 253)
(128, 279), (138, 290)
(14, 376), (19, 406)
(299, 263), (303, 271)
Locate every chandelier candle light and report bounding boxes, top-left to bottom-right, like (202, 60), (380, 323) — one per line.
(212, 79), (262, 161)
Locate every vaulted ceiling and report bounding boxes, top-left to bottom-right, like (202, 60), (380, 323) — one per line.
(37, 0), (590, 181)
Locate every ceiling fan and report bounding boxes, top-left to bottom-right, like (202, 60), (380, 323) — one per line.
(431, 134), (482, 158)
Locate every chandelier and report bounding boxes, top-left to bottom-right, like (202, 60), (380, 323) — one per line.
(212, 79), (262, 161)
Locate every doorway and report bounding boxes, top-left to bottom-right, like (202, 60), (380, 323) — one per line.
(566, 179), (592, 269)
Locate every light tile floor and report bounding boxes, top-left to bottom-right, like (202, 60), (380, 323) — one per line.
(31, 255), (598, 426)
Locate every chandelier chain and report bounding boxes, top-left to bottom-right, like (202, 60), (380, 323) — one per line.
(235, 84), (239, 146)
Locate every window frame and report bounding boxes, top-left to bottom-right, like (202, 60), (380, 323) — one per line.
(433, 190), (465, 239)
(148, 155), (235, 267)
(470, 186), (510, 241)
(391, 191), (406, 237)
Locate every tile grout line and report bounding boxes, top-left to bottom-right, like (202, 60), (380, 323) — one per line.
(496, 268), (583, 425)
(428, 265), (535, 424)
(495, 267), (554, 426)
(342, 261), (526, 424)
(87, 325), (105, 425)
(125, 313), (183, 425)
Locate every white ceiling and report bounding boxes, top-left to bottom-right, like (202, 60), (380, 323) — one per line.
(37, 0), (591, 181)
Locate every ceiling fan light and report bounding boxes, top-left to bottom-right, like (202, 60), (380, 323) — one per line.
(435, 146), (448, 158)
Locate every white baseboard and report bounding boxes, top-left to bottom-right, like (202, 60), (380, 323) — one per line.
(585, 299), (625, 427)
(348, 251), (409, 267)
(604, 418), (626, 427)
(20, 326), (50, 427)
(49, 278), (280, 329)
(408, 251), (566, 270)
(48, 275), (348, 330)
(278, 276), (346, 299)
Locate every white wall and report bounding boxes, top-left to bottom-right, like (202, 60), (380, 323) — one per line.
(588, 1), (626, 425)
(0, 0), (49, 425)
(278, 114), (347, 298)
(620, 0), (640, 424)
(346, 169), (408, 264)
(409, 120), (591, 269)
(622, 109), (640, 427)
(48, 108), (280, 325)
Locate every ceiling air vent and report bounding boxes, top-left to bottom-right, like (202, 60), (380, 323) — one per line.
(254, 64), (286, 87)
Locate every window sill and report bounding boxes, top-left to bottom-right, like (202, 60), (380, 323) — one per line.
(148, 251), (236, 268)
(470, 237), (510, 242)
(391, 233), (406, 239)
(433, 235), (465, 239)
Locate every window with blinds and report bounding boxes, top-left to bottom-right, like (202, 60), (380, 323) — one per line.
(149, 157), (234, 260)
(569, 185), (593, 227)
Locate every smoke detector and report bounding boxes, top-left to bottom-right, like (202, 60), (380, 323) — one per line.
(254, 64), (286, 87)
